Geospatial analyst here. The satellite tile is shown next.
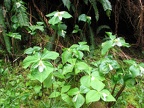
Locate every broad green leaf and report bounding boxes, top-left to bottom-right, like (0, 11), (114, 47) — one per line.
(78, 14), (87, 22)
(23, 53), (40, 69)
(62, 49), (72, 64)
(34, 85), (41, 93)
(48, 16), (61, 25)
(62, 0), (71, 10)
(49, 91), (60, 98)
(62, 11), (72, 19)
(80, 76), (91, 88)
(31, 62), (53, 83)
(73, 94), (85, 108)
(91, 79), (105, 91)
(53, 71), (65, 79)
(61, 94), (73, 105)
(68, 88), (79, 96)
(24, 46), (41, 54)
(86, 90), (100, 103)
(91, 70), (105, 81)
(46, 11), (57, 17)
(100, 89), (116, 101)
(101, 40), (113, 55)
(7, 32), (21, 40)
(63, 64), (74, 75)
(41, 48), (59, 60)
(80, 85), (90, 94)
(61, 85), (71, 93)
(75, 62), (90, 74)
(129, 65), (140, 77)
(43, 73), (53, 88)
(78, 42), (89, 51)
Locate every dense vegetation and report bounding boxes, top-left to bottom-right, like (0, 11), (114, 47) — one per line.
(0, 0), (144, 108)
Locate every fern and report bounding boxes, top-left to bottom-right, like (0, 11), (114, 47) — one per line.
(11, 0), (29, 27)
(16, 1), (29, 27)
(89, 0), (99, 21)
(17, 6), (29, 27)
(98, 0), (112, 18)
(4, 0), (11, 11)
(0, 6), (11, 53)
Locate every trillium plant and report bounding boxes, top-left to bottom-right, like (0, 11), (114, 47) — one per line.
(46, 11), (72, 37)
(22, 32), (144, 108)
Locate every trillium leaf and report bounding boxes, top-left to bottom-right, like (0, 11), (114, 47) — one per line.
(62, 49), (72, 64)
(61, 85), (71, 93)
(23, 53), (40, 69)
(73, 94), (85, 108)
(75, 62), (90, 74)
(48, 16), (61, 25)
(80, 76), (91, 88)
(41, 48), (59, 60)
(31, 62), (53, 83)
(63, 64), (74, 75)
(100, 89), (116, 101)
(68, 88), (79, 96)
(62, 11), (72, 19)
(101, 40), (113, 55)
(46, 11), (57, 17)
(49, 91), (60, 98)
(86, 90), (100, 104)
(61, 94), (73, 105)
(91, 79), (105, 91)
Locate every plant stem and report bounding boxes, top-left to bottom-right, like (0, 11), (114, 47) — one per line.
(107, 84), (126, 108)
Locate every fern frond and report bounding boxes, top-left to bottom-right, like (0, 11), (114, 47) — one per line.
(89, 0), (99, 21)
(16, 1), (29, 27)
(17, 6), (29, 27)
(98, 0), (112, 18)
(0, 6), (11, 53)
(4, 0), (12, 11)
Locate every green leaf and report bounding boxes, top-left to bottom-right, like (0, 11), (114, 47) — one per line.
(99, 0), (112, 11)
(46, 11), (57, 17)
(78, 14), (87, 22)
(80, 76), (91, 88)
(48, 16), (61, 25)
(63, 64), (74, 75)
(86, 90), (100, 104)
(7, 32), (21, 40)
(68, 88), (79, 96)
(75, 62), (90, 74)
(24, 46), (41, 54)
(62, 11), (72, 19)
(83, 0), (89, 5)
(61, 94), (73, 105)
(101, 40), (113, 55)
(78, 42), (89, 51)
(80, 85), (90, 94)
(129, 65), (140, 77)
(23, 53), (40, 69)
(41, 48), (59, 60)
(62, 0), (71, 10)
(49, 91), (60, 98)
(43, 73), (53, 88)
(91, 79), (105, 91)
(61, 85), (71, 93)
(31, 62), (53, 83)
(62, 49), (72, 64)
(73, 94), (85, 108)
(100, 89), (116, 101)
(34, 85), (41, 93)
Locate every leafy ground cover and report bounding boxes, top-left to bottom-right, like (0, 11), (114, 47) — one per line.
(0, 34), (144, 108)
